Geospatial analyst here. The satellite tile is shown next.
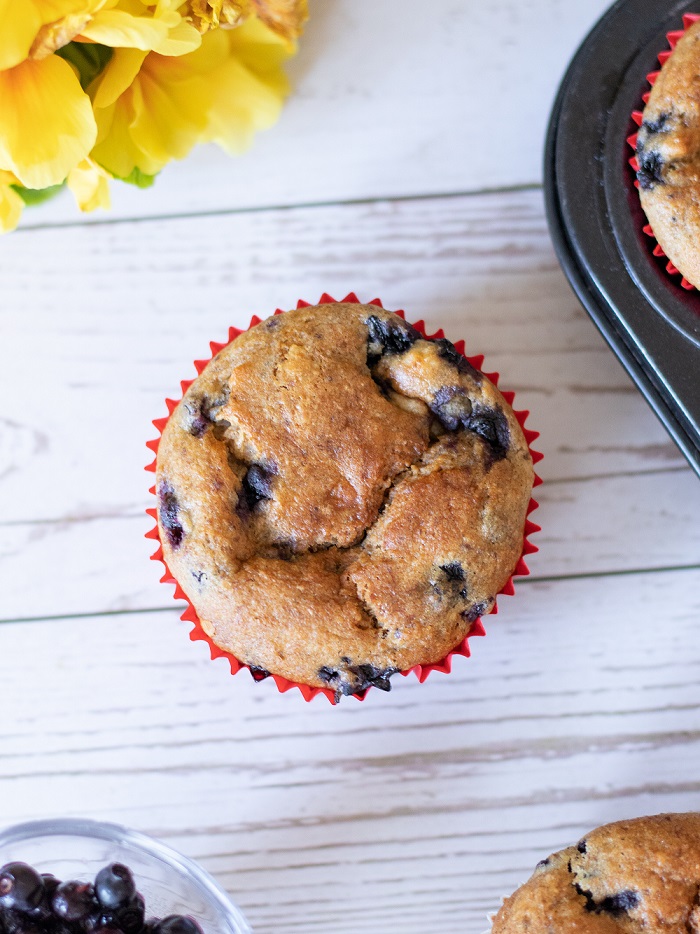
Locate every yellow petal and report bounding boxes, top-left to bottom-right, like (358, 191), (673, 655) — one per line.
(0, 56), (97, 189)
(128, 55), (212, 164)
(150, 17), (202, 56)
(91, 47), (147, 109)
(80, 8), (174, 49)
(67, 158), (111, 211)
(202, 18), (290, 153)
(0, 0), (42, 71)
(30, 13), (94, 59)
(92, 90), (164, 176)
(0, 174), (24, 233)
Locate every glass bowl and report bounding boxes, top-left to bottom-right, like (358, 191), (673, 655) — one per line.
(0, 818), (252, 933)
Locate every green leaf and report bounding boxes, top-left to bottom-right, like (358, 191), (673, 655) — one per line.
(11, 183), (65, 206)
(56, 41), (113, 90)
(120, 167), (158, 189)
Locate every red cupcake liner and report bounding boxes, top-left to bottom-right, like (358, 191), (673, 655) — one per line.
(145, 293), (543, 704)
(627, 13), (700, 291)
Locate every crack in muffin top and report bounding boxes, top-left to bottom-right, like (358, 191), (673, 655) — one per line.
(155, 303), (534, 697)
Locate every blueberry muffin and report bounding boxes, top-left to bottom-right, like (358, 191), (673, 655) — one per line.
(637, 19), (700, 288)
(155, 302), (534, 697)
(491, 813), (700, 932)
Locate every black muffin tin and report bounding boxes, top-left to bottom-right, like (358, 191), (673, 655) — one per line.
(545, 0), (700, 477)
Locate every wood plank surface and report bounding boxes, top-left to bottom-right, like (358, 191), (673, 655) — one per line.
(0, 188), (686, 525)
(1, 568), (698, 933)
(3, 188), (699, 622)
(3, 5), (700, 933)
(16, 0), (613, 227)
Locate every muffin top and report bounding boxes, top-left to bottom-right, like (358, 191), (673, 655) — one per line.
(491, 813), (700, 933)
(155, 302), (534, 697)
(637, 20), (700, 288)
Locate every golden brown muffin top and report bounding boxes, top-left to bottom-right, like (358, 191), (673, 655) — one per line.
(637, 20), (700, 288)
(155, 303), (534, 697)
(491, 813), (700, 933)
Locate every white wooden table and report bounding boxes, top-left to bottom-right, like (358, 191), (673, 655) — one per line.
(2, 2), (700, 931)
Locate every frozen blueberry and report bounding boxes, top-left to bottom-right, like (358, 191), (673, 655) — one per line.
(0, 863), (44, 914)
(152, 916), (204, 934)
(104, 893), (145, 934)
(95, 864), (136, 911)
(51, 881), (97, 923)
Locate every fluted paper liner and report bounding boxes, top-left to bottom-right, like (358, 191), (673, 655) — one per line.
(146, 293), (542, 703)
(627, 13), (700, 291)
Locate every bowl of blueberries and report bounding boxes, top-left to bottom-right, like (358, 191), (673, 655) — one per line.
(0, 818), (252, 933)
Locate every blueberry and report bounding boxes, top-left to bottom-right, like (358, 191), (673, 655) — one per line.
(159, 482), (184, 549)
(0, 863), (44, 913)
(432, 338), (482, 381)
(366, 315), (420, 360)
(439, 562), (465, 582)
(51, 881), (96, 923)
(240, 464), (274, 512)
(248, 666), (270, 681)
(574, 883), (639, 916)
(637, 149), (665, 190)
(598, 890), (639, 916)
(105, 892), (145, 934)
(464, 405), (510, 461)
(642, 110), (670, 135)
(95, 864), (136, 911)
(1, 916), (43, 934)
(462, 602), (488, 624)
(152, 916), (204, 934)
(576, 839), (587, 854)
(318, 663), (397, 698)
(430, 386), (472, 432)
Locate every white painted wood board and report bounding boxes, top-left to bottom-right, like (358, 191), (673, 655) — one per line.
(0, 568), (698, 933)
(16, 0), (613, 226)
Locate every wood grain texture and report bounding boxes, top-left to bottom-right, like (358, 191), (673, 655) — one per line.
(2, 6), (699, 929)
(0, 188), (686, 522)
(0, 568), (698, 933)
(16, 0), (612, 227)
(3, 189), (698, 621)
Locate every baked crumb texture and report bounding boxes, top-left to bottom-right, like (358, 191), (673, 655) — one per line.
(491, 813), (700, 933)
(147, 296), (540, 702)
(633, 15), (700, 290)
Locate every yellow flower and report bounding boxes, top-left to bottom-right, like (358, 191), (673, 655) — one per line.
(90, 15), (292, 178)
(0, 0), (200, 190)
(182, 0), (307, 42)
(0, 170), (25, 233)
